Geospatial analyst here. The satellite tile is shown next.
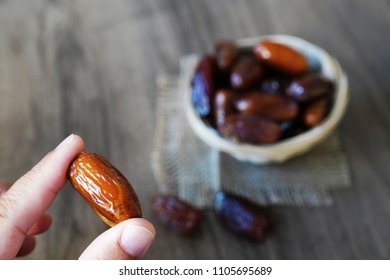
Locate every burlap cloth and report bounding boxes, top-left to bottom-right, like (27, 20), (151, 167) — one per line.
(152, 55), (351, 208)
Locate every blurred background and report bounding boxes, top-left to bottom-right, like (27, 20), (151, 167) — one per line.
(0, 0), (390, 259)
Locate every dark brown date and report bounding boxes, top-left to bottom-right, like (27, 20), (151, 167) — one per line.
(230, 55), (263, 90)
(304, 98), (329, 127)
(214, 191), (271, 242)
(151, 195), (202, 234)
(260, 77), (291, 94)
(191, 55), (217, 118)
(215, 40), (238, 71)
(280, 119), (305, 139)
(219, 115), (281, 144)
(253, 40), (309, 76)
(286, 74), (334, 102)
(236, 92), (299, 122)
(214, 89), (237, 127)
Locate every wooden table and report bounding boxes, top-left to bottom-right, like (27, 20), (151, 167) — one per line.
(1, 0), (389, 259)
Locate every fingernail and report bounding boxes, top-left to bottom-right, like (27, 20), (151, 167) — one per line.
(120, 225), (155, 258)
(55, 134), (74, 150)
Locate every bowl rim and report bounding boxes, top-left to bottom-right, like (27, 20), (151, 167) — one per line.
(184, 35), (349, 159)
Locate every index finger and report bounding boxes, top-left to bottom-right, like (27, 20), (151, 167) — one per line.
(0, 134), (84, 259)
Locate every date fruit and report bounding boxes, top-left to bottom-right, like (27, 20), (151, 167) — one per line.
(280, 119), (305, 139)
(215, 89), (237, 127)
(215, 40), (238, 71)
(236, 92), (298, 122)
(214, 191), (271, 242)
(253, 40), (309, 76)
(304, 98), (329, 127)
(260, 77), (291, 94)
(191, 55), (217, 118)
(151, 195), (202, 234)
(67, 151), (141, 227)
(230, 55), (263, 90)
(286, 74), (333, 102)
(219, 115), (281, 144)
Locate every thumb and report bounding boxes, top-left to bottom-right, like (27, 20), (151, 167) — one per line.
(79, 218), (156, 260)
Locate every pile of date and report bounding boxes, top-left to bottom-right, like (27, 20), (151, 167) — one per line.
(191, 39), (335, 144)
(152, 40), (336, 242)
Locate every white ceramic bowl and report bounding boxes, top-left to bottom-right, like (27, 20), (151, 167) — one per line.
(184, 35), (349, 164)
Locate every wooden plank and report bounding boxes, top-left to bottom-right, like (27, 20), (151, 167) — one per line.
(0, 0), (389, 259)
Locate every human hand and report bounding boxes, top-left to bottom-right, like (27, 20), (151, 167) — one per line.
(0, 134), (155, 260)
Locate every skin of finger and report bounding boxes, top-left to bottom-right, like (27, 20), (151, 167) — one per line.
(0, 135), (84, 259)
(16, 235), (36, 257)
(13, 214), (52, 258)
(28, 213), (52, 236)
(79, 218), (156, 260)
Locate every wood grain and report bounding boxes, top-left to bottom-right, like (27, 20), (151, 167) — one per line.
(0, 0), (389, 259)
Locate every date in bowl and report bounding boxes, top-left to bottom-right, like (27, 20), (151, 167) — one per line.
(184, 35), (348, 164)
